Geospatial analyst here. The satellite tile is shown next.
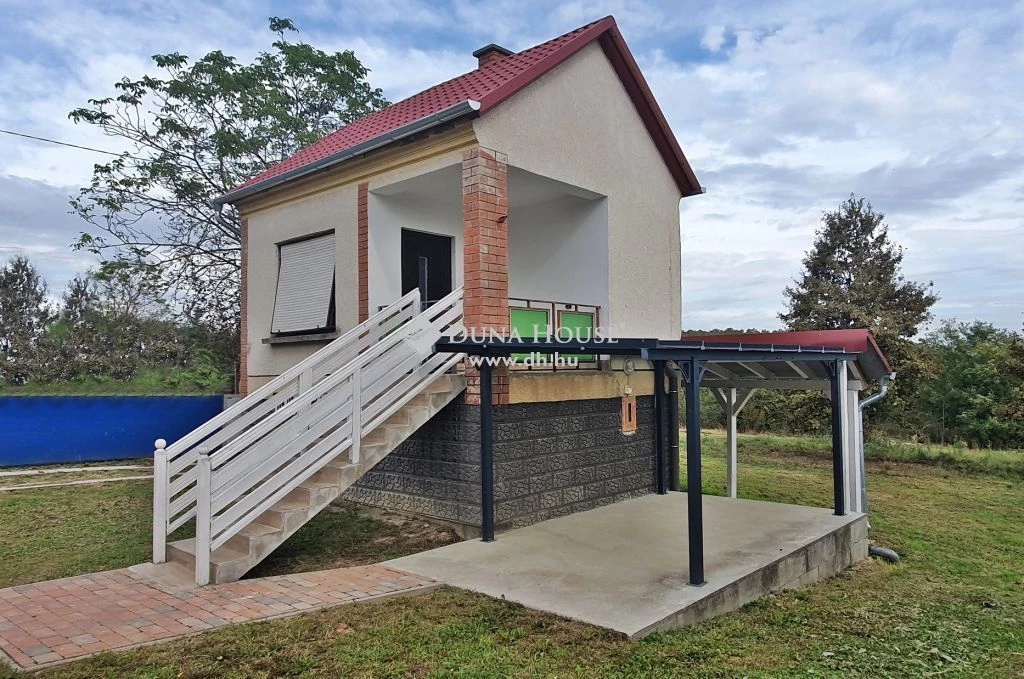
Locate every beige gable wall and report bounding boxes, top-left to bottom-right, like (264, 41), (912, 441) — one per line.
(244, 183), (359, 383)
(473, 41), (683, 340)
(239, 140), (471, 388)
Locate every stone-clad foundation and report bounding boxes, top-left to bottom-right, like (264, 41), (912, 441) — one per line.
(344, 394), (657, 533)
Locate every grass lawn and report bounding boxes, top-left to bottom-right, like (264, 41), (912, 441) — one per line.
(701, 429), (1024, 478)
(0, 367), (230, 395)
(1, 434), (1022, 677)
(0, 484), (458, 589)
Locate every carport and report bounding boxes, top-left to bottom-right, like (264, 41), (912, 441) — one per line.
(431, 331), (893, 588)
(687, 329), (894, 510)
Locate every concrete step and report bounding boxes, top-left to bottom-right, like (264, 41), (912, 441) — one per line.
(167, 537), (252, 584)
(256, 499), (308, 529)
(425, 374), (458, 393)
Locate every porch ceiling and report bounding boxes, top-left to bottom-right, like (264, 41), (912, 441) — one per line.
(700, 356), (859, 390)
(372, 164), (461, 203)
(507, 166), (603, 208)
(369, 162), (603, 210)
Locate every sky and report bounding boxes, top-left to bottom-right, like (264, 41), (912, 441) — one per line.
(0, 0), (1022, 332)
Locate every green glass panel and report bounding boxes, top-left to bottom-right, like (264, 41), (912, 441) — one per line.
(510, 308), (550, 363)
(558, 311), (596, 363)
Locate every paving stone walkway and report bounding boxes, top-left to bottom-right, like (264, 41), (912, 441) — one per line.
(0, 563), (438, 671)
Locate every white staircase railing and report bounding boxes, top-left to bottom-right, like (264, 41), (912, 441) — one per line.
(152, 288), (424, 564)
(157, 287), (465, 585)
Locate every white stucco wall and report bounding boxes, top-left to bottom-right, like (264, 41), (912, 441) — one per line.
(508, 195), (609, 312)
(473, 41), (683, 339)
(241, 149), (467, 387)
(366, 191), (463, 312)
(244, 183), (358, 380)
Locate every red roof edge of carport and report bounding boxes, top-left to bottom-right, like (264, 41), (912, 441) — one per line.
(682, 329), (893, 376)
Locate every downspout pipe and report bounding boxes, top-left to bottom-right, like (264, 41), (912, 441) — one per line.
(858, 372), (894, 514)
(667, 365), (681, 491)
(212, 203), (241, 240)
(860, 372), (901, 564)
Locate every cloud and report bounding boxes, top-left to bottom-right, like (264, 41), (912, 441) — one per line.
(641, 0), (1024, 331)
(0, 0), (1022, 332)
(0, 175), (99, 294)
(700, 25), (727, 52)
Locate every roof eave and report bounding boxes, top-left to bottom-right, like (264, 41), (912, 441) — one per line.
(214, 99), (482, 207)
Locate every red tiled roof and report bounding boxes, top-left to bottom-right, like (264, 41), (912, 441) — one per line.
(227, 16), (700, 199)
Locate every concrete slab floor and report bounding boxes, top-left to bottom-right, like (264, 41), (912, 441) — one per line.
(388, 493), (866, 639)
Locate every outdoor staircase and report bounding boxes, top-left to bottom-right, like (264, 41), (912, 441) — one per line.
(151, 288), (465, 585)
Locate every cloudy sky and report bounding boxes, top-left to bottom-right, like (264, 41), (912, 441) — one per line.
(1, 0), (1022, 331)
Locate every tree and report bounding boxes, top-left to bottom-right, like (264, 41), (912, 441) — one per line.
(916, 321), (1024, 448)
(68, 16), (388, 337)
(0, 256), (54, 385)
(781, 195), (939, 427)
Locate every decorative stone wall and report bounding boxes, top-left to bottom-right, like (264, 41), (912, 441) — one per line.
(344, 394), (657, 532)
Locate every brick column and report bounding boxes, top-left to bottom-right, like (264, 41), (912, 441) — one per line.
(238, 217), (249, 396)
(463, 147), (509, 405)
(357, 183), (369, 322)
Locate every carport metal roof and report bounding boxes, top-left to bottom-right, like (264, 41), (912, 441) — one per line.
(681, 329), (892, 389)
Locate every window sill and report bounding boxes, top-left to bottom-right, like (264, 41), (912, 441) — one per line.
(262, 331), (340, 345)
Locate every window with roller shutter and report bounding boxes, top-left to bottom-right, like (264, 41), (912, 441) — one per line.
(271, 231), (336, 334)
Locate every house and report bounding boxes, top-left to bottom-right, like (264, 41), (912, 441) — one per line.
(151, 16), (890, 635)
(218, 15), (700, 533)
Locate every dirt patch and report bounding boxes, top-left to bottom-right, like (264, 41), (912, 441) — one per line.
(245, 500), (461, 579)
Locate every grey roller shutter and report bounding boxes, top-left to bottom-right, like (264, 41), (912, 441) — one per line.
(272, 232), (336, 333)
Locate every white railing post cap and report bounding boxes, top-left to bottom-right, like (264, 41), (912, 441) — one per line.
(154, 438), (167, 450)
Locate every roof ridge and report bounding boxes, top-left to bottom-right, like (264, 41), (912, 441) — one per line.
(391, 16), (614, 111)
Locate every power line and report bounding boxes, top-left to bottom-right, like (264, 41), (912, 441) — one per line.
(1, 128), (123, 157)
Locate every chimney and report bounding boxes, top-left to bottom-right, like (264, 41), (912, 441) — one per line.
(473, 43), (514, 68)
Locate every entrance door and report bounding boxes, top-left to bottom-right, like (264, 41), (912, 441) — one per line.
(401, 229), (453, 307)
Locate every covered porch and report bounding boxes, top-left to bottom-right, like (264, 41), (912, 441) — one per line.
(367, 161), (607, 336)
(415, 333), (889, 634)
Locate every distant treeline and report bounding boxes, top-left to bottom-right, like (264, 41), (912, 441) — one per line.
(691, 322), (1024, 450)
(0, 256), (236, 394)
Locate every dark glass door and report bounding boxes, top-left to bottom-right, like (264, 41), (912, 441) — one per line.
(400, 229), (453, 308)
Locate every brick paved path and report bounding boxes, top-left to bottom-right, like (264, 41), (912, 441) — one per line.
(0, 564), (438, 671)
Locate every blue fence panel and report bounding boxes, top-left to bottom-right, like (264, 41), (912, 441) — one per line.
(0, 396), (225, 467)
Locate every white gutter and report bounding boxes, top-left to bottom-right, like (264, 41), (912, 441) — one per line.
(213, 99), (482, 207)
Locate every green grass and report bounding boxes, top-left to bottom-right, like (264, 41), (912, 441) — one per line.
(0, 367), (230, 395)
(701, 429), (1024, 478)
(3, 441), (1023, 678)
(0, 482), (157, 585)
(0, 485), (456, 590)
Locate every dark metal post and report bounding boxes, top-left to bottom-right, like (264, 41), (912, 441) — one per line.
(668, 365), (681, 492)
(681, 356), (705, 586)
(653, 360), (667, 495)
(830, 360), (846, 517)
(479, 360), (495, 541)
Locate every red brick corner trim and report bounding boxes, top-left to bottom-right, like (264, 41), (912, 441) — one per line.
(462, 147), (509, 405)
(239, 217), (249, 396)
(358, 183), (369, 322)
